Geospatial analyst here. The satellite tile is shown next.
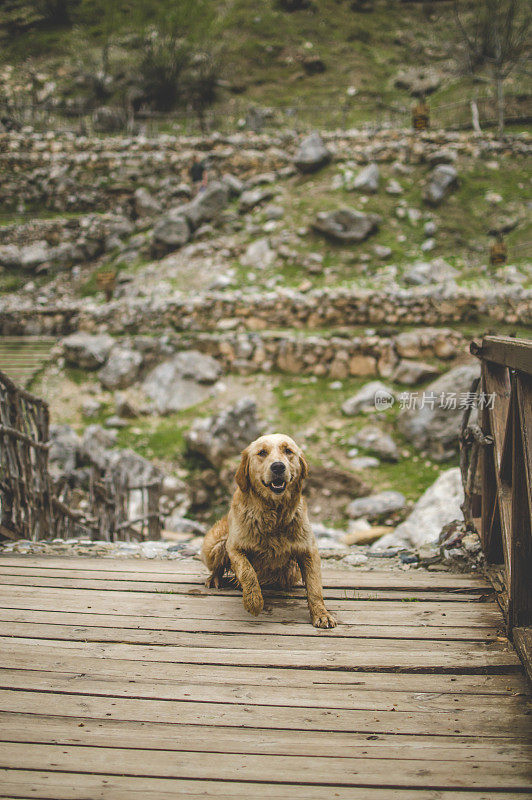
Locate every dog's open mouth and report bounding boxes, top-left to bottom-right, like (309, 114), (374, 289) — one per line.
(263, 479), (287, 494)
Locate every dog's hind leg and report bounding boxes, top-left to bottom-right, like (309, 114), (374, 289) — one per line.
(202, 517), (230, 588)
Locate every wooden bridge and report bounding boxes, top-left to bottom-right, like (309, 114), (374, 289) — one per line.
(0, 334), (530, 797)
(0, 554), (530, 799)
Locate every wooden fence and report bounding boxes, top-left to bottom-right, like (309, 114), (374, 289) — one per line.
(0, 368), (161, 542)
(463, 335), (532, 678)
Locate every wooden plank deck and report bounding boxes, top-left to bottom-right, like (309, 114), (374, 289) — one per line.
(0, 555), (530, 799)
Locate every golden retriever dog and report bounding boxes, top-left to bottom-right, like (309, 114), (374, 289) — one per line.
(201, 433), (337, 628)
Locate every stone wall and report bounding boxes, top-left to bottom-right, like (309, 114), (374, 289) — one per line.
(61, 326), (469, 381)
(2, 284), (530, 337)
(1, 128), (529, 211)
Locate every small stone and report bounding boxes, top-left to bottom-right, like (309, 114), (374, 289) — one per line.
(352, 163), (379, 193)
(386, 179), (403, 195)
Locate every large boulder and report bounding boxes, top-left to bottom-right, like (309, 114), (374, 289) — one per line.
(62, 333), (114, 370)
(423, 165), (458, 206)
(48, 424), (81, 479)
(352, 163), (379, 193)
(293, 132), (331, 174)
(392, 360), (440, 385)
(398, 363), (480, 459)
(0, 241), (51, 272)
(239, 187), (275, 213)
(185, 398), (260, 468)
(180, 181), (229, 229)
(241, 238), (275, 269)
(92, 106), (126, 132)
(134, 187), (162, 218)
(342, 381), (395, 415)
(143, 351), (221, 415)
(152, 213), (190, 256)
(99, 346), (143, 390)
(80, 424), (117, 471)
(347, 490), (406, 521)
(403, 258), (458, 286)
(312, 209), (380, 243)
(349, 425), (400, 462)
(373, 468), (463, 550)
(0, 245), (22, 269)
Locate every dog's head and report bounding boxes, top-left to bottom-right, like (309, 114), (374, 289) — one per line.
(235, 433), (308, 502)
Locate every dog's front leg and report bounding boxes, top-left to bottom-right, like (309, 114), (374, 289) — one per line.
(298, 549), (337, 628)
(227, 547), (264, 616)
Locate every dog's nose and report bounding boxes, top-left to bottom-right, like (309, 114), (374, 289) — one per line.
(270, 461), (286, 475)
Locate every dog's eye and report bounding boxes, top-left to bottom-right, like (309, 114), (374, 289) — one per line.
(258, 449), (268, 457)
(285, 447), (293, 456)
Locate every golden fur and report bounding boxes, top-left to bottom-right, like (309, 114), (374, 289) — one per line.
(201, 433), (336, 628)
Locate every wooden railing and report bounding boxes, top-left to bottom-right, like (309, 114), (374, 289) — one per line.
(0, 368), (161, 542)
(466, 336), (532, 677)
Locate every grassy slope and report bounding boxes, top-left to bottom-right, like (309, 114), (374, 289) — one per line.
(0, 0), (529, 128)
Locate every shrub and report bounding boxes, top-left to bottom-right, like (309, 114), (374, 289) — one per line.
(139, 30), (191, 111)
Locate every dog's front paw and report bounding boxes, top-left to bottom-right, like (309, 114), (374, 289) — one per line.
(312, 611), (337, 629)
(243, 588), (264, 616)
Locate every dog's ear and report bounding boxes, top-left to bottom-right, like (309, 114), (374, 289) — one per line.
(235, 447), (251, 493)
(299, 452), (309, 480)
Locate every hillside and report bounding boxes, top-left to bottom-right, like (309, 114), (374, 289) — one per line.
(0, 0), (530, 132)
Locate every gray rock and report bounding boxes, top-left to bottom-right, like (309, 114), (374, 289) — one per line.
(81, 397), (103, 418)
(114, 392), (139, 419)
(0, 244), (22, 268)
(80, 424), (117, 470)
(347, 490), (406, 520)
(241, 238), (275, 269)
(394, 67), (441, 96)
(263, 204), (284, 221)
(152, 213), (190, 255)
(403, 259), (458, 286)
(313, 209), (380, 243)
(294, 132), (332, 173)
(185, 398), (260, 468)
(353, 163), (379, 193)
(398, 364), (480, 459)
(134, 187), (162, 218)
(182, 181), (229, 228)
(105, 415), (128, 429)
(99, 346), (143, 390)
(48, 424), (80, 478)
(386, 179), (403, 195)
(342, 381), (395, 415)
(374, 244), (392, 259)
(222, 174), (244, 197)
(62, 333), (114, 370)
(427, 149), (457, 166)
(373, 468), (463, 550)
(143, 351), (221, 415)
(92, 106), (125, 132)
(349, 455), (380, 470)
(423, 165), (458, 206)
(18, 241), (50, 272)
(239, 187), (275, 213)
(392, 359), (440, 385)
(421, 237), (436, 252)
(165, 514), (207, 535)
(349, 425), (400, 462)
(106, 447), (162, 485)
